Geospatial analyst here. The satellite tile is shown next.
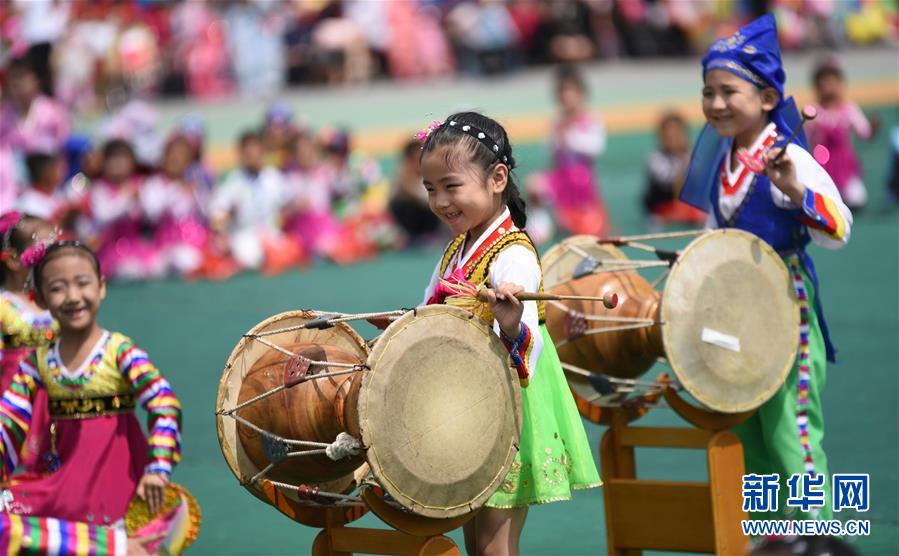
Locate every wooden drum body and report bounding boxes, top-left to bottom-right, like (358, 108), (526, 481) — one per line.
(543, 229), (800, 415)
(544, 236), (663, 380)
(217, 310), (371, 526)
(217, 305), (522, 524)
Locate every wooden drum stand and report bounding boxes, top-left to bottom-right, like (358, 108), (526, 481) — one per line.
(257, 482), (470, 556)
(582, 374), (752, 555)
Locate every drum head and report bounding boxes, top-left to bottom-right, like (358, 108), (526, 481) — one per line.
(216, 310), (370, 526)
(542, 234), (628, 289)
(661, 229), (799, 413)
(360, 305), (522, 518)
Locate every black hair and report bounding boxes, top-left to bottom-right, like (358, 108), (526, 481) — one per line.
(239, 130), (263, 148)
(165, 134), (193, 153)
(25, 153), (58, 185)
(322, 128), (350, 156)
(6, 57), (35, 77)
(657, 110), (688, 132)
(33, 241), (102, 294)
(420, 111), (527, 228)
(1, 214), (43, 283)
(402, 138), (423, 159)
(556, 63), (587, 95)
(102, 138), (136, 161)
(812, 62), (844, 85)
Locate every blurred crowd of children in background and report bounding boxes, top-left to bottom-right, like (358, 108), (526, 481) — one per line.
(2, 51), (893, 282)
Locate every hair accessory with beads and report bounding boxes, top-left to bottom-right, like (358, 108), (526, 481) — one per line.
(445, 120), (509, 165)
(22, 235), (81, 291)
(20, 227), (65, 270)
(414, 120), (443, 142)
(21, 242), (49, 269)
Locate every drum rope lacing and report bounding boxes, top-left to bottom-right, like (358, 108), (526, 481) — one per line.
(230, 412), (367, 488)
(223, 307), (529, 517)
(219, 362), (367, 417)
(548, 300), (657, 326)
(549, 242), (669, 342)
(222, 321), (374, 499)
(222, 306), (524, 516)
(220, 386), (367, 464)
(563, 243), (674, 273)
(553, 302), (661, 346)
(561, 362), (682, 409)
(263, 480), (367, 505)
(249, 310), (409, 335)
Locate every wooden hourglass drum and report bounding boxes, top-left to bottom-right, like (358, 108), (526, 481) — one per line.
(543, 228), (802, 556)
(216, 305), (523, 554)
(542, 228), (800, 419)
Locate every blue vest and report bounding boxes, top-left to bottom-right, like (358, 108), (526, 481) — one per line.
(711, 156), (836, 362)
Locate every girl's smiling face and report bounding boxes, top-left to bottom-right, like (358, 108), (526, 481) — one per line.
(702, 69), (778, 146)
(37, 250), (106, 333)
(421, 145), (508, 239)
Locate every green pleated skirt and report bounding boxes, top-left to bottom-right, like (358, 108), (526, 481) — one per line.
(486, 325), (602, 508)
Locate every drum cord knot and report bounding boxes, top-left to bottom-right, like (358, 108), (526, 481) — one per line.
(326, 432), (363, 461)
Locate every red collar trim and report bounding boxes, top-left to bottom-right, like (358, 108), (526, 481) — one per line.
(721, 131), (777, 196)
(452, 215), (515, 278)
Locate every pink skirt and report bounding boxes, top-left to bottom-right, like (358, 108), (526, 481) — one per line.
(6, 412), (148, 524)
(547, 161), (600, 208)
(547, 161), (610, 236)
(96, 220), (163, 280)
(153, 215), (210, 275)
(283, 211), (344, 257)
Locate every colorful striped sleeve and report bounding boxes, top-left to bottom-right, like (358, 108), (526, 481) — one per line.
(117, 340), (182, 477)
(0, 353), (43, 480)
(0, 514), (127, 555)
(799, 188), (848, 241)
(500, 323), (534, 387)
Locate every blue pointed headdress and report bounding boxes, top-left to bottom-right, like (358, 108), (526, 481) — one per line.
(680, 14), (806, 210)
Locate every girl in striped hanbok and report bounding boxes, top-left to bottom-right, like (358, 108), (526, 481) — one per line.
(0, 240), (182, 525)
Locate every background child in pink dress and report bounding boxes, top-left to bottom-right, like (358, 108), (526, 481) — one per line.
(88, 140), (161, 280)
(0, 58), (71, 209)
(282, 129), (344, 259)
(807, 58), (877, 210)
(534, 64), (609, 236)
(0, 58), (71, 155)
(140, 136), (209, 277)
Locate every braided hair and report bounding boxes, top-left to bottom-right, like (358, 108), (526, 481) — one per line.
(420, 112), (527, 228)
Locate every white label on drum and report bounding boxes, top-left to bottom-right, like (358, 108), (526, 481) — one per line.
(701, 327), (741, 352)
